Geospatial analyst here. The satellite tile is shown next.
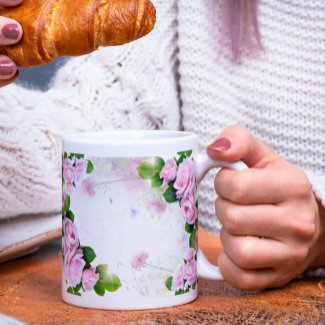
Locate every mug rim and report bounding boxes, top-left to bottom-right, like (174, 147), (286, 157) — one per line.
(62, 130), (198, 157)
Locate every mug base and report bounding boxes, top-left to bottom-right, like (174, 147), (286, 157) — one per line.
(62, 289), (198, 310)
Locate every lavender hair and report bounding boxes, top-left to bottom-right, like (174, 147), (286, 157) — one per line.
(221, 0), (262, 62)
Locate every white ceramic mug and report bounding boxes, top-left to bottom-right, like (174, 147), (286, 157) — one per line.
(61, 130), (246, 310)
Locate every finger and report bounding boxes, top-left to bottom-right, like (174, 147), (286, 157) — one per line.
(0, 69), (19, 87)
(214, 163), (298, 204)
(220, 228), (290, 270)
(0, 17), (22, 45)
(214, 159), (312, 205)
(0, 55), (17, 80)
(215, 197), (288, 238)
(218, 250), (287, 290)
(0, 0), (23, 6)
(206, 125), (278, 168)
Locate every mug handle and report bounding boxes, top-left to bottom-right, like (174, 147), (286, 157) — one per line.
(196, 154), (248, 280)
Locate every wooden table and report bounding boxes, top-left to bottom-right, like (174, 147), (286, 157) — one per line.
(1, 228), (325, 324)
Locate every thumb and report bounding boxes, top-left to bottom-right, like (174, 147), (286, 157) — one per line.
(206, 125), (278, 168)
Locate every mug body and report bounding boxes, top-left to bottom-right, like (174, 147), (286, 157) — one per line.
(61, 131), (199, 310)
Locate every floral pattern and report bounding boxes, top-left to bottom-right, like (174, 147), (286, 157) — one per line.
(137, 150), (198, 295)
(62, 152), (122, 297)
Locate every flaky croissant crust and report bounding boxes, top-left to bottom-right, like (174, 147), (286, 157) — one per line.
(0, 0), (156, 67)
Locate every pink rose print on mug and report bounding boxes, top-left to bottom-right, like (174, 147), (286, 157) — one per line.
(62, 153), (94, 196)
(62, 152), (122, 297)
(82, 267), (100, 291)
(137, 150), (199, 295)
(147, 197), (167, 215)
(131, 251), (149, 271)
(160, 159), (177, 184)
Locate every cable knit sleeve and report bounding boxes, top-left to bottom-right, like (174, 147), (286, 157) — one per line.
(0, 0), (180, 219)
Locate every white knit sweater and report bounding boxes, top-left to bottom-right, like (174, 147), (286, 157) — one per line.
(0, 0), (324, 234)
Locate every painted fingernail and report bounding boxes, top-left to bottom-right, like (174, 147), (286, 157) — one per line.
(208, 138), (232, 152)
(0, 60), (15, 76)
(1, 23), (20, 39)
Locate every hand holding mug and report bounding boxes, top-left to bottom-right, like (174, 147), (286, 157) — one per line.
(207, 125), (325, 291)
(0, 0), (23, 87)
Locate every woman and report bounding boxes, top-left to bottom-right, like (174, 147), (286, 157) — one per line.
(0, 0), (324, 290)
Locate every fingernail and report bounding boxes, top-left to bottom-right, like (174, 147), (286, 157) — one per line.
(208, 138), (232, 152)
(1, 23), (20, 39)
(0, 60), (15, 76)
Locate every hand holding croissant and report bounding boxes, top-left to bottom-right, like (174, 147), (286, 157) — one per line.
(0, 0), (156, 73)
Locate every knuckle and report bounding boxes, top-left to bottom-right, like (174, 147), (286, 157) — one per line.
(291, 246), (309, 265)
(234, 272), (255, 291)
(290, 206), (316, 240)
(229, 177), (248, 203)
(292, 172), (312, 198)
(223, 207), (240, 234)
(296, 220), (316, 240)
(232, 240), (254, 269)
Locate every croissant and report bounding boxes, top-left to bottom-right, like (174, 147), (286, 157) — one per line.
(0, 0), (156, 68)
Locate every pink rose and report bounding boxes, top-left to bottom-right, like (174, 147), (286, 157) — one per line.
(62, 191), (65, 207)
(82, 267), (99, 291)
(82, 178), (95, 197)
(181, 191), (197, 225)
(132, 251), (149, 270)
(174, 158), (195, 199)
(172, 263), (185, 291)
(128, 157), (143, 176)
(65, 183), (74, 195)
(63, 218), (79, 253)
(64, 248), (85, 288)
(147, 197), (167, 215)
(74, 158), (88, 182)
(160, 159), (177, 184)
(63, 158), (75, 184)
(195, 231), (198, 250)
(184, 260), (197, 286)
(185, 248), (195, 262)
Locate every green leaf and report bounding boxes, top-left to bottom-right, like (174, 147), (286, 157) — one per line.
(101, 274), (122, 292)
(63, 195), (70, 213)
(81, 246), (96, 265)
(63, 152), (68, 159)
(192, 282), (196, 290)
(185, 223), (194, 234)
(73, 282), (82, 293)
(67, 287), (81, 296)
(176, 153), (187, 166)
(195, 199), (198, 210)
(86, 160), (94, 174)
(137, 162), (155, 179)
(66, 210), (75, 223)
(165, 276), (173, 291)
(163, 184), (177, 203)
(62, 229), (64, 237)
(154, 157), (165, 172)
(94, 281), (105, 296)
(195, 217), (198, 230)
(71, 153), (85, 159)
(151, 173), (163, 188)
(177, 150), (192, 158)
(189, 228), (197, 249)
(175, 289), (184, 296)
(96, 264), (108, 279)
